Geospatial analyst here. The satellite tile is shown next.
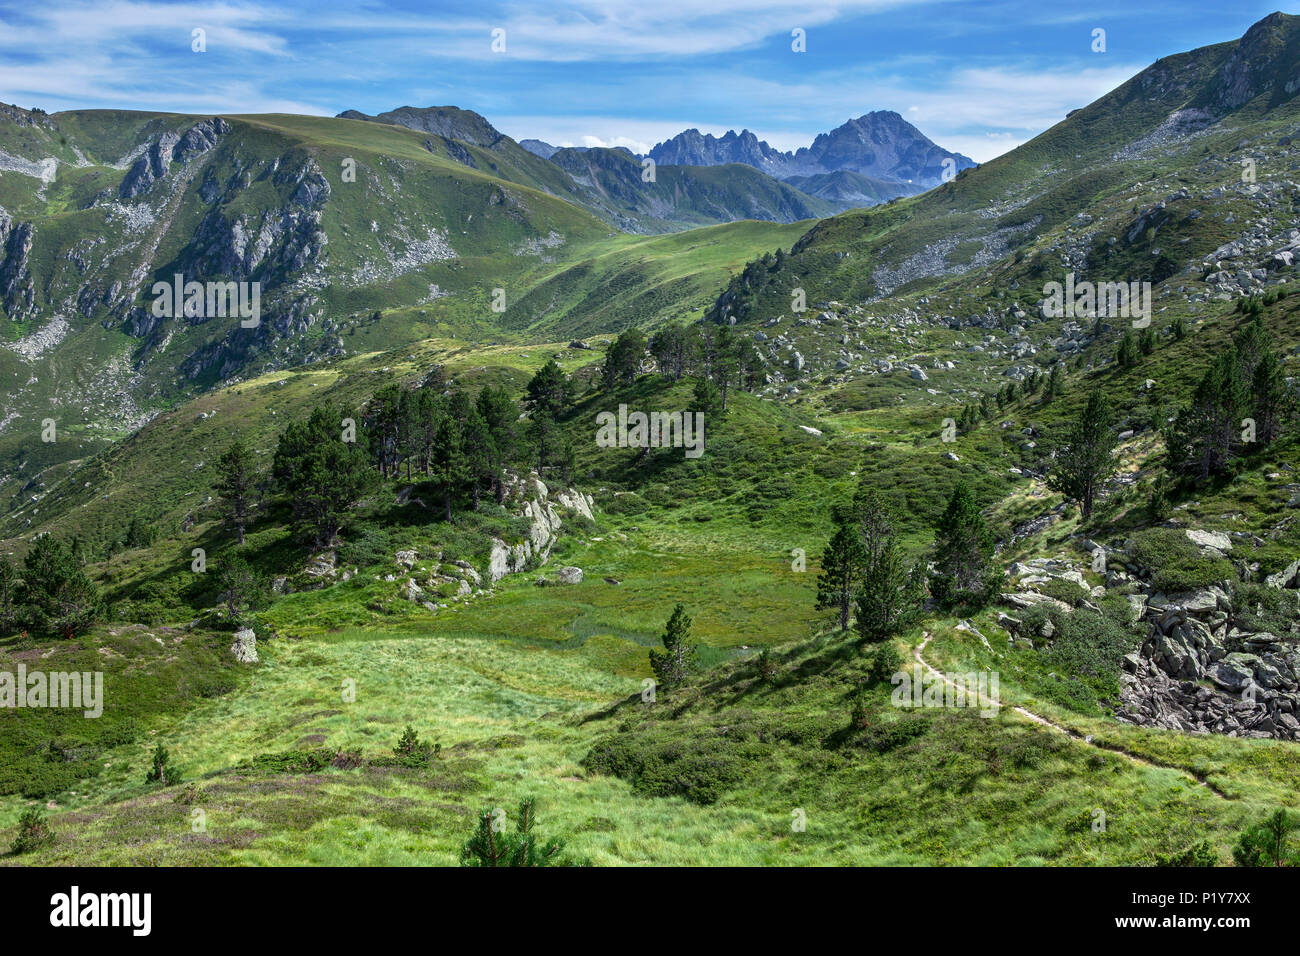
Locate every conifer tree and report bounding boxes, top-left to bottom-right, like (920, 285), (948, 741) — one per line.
(1046, 387), (1116, 518)
(649, 603), (697, 690)
(215, 439), (258, 545)
(930, 482), (998, 609)
(22, 536), (101, 638)
(816, 520), (867, 633)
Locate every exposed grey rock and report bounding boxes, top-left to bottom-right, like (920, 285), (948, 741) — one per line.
(231, 627), (258, 663)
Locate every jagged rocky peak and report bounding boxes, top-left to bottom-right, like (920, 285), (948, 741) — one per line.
(119, 117), (229, 199)
(649, 111), (975, 187)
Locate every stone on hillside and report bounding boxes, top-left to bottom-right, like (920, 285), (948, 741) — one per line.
(1266, 557), (1300, 589)
(395, 549), (418, 568)
(1186, 529), (1232, 553)
(231, 628), (258, 664)
(554, 566), (584, 585)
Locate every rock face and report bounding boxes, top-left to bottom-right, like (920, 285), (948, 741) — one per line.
(231, 628), (258, 663)
(487, 473), (596, 583)
(1119, 586), (1300, 740)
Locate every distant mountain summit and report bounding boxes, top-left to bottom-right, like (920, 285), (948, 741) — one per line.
(650, 111), (975, 187)
(337, 105), (504, 147)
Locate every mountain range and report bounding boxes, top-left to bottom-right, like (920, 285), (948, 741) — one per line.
(3, 10), (1300, 868)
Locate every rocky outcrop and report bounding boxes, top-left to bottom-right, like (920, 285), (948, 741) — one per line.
(488, 474), (595, 583)
(1119, 586), (1300, 740)
(231, 627), (258, 663)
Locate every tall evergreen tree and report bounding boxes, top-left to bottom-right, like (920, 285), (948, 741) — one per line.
(273, 406), (377, 547)
(816, 520), (867, 633)
(476, 384), (519, 503)
(1046, 387), (1116, 518)
(851, 487), (923, 643)
(214, 439), (258, 545)
(930, 482), (998, 609)
(601, 328), (647, 391)
(524, 360), (573, 419)
(21, 536), (101, 638)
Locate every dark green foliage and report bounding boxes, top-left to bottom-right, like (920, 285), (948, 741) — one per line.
(0, 556), (18, 635)
(1116, 330), (1140, 367)
(121, 515), (159, 550)
(929, 482), (999, 609)
(1046, 387), (1116, 518)
(394, 725), (440, 766)
(869, 641), (904, 685)
(1155, 840), (1218, 867)
(1125, 528), (1235, 592)
(460, 797), (585, 866)
(21, 536), (102, 638)
(1043, 606), (1139, 702)
(524, 359), (573, 418)
(145, 743), (182, 786)
(213, 552), (267, 628)
(755, 648), (779, 683)
(601, 329), (647, 391)
(10, 807), (53, 855)
(1233, 809), (1299, 867)
(215, 439), (259, 545)
(583, 728), (756, 804)
(273, 405), (378, 546)
(1164, 315), (1291, 481)
(816, 520), (866, 633)
(648, 603), (697, 690)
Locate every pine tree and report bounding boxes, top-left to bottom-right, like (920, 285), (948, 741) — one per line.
(601, 328), (647, 391)
(0, 556), (18, 636)
(430, 399), (470, 522)
(214, 552), (266, 627)
(476, 384), (519, 503)
(22, 536), (101, 638)
(1164, 348), (1249, 481)
(524, 359), (572, 418)
(816, 520), (867, 632)
(272, 405), (377, 546)
(1116, 330), (1139, 367)
(851, 487), (923, 643)
(460, 797), (583, 867)
(930, 482), (998, 609)
(1252, 348), (1291, 445)
(648, 603), (697, 690)
(1233, 809), (1299, 867)
(1045, 387), (1116, 518)
(214, 439), (258, 545)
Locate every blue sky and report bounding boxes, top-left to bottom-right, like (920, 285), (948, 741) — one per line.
(0, 0), (1293, 161)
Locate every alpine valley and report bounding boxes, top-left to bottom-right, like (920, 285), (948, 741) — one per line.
(3, 10), (1300, 868)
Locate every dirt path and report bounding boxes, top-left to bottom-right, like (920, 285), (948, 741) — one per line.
(914, 632), (1230, 799)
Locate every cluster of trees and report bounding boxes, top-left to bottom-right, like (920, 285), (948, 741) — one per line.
(1163, 312), (1292, 482)
(639, 322), (764, 410)
(957, 364), (1063, 429)
(0, 536), (102, 638)
(815, 478), (999, 642)
(211, 362), (583, 549)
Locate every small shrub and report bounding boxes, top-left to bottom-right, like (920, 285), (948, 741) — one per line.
(145, 744), (183, 786)
(10, 807), (53, 855)
(460, 797), (587, 867)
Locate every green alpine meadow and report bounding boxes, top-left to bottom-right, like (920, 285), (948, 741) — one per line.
(1, 2), (1300, 885)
